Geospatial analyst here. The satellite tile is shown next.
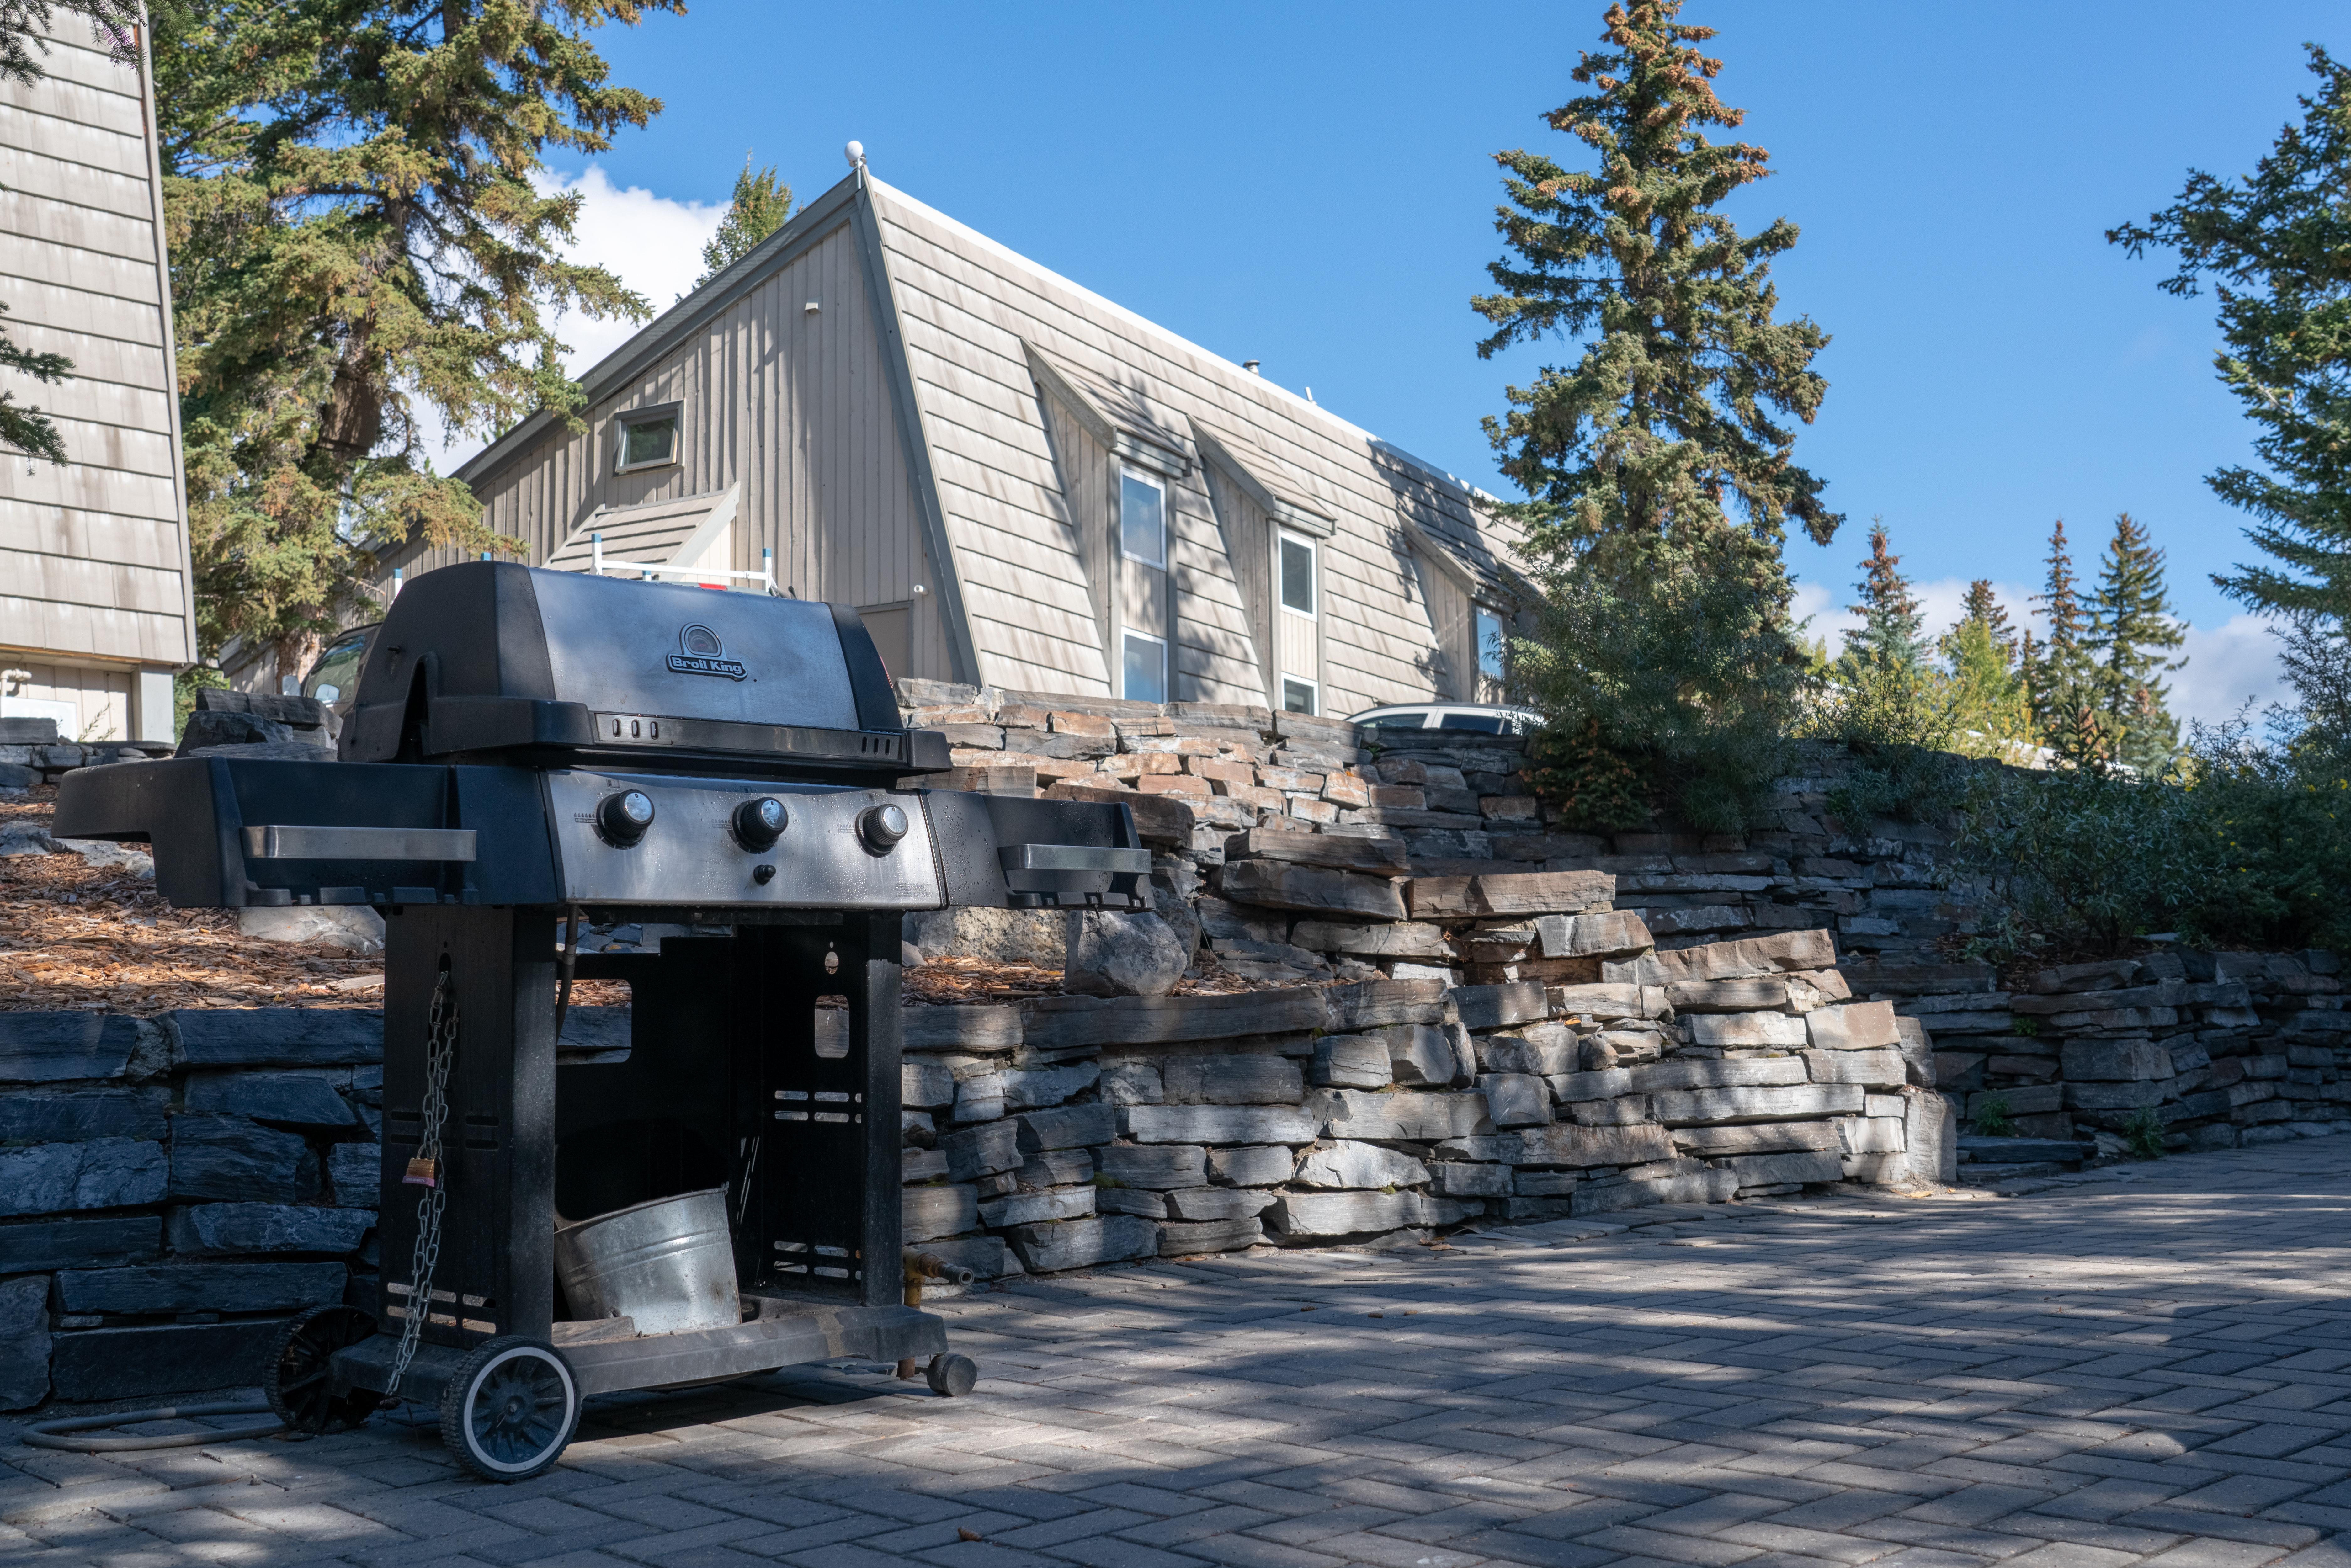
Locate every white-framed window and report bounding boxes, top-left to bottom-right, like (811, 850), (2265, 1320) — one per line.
(614, 405), (681, 473)
(1476, 606), (1506, 682)
(1122, 630), (1167, 704)
(1120, 469), (1166, 567)
(1278, 531), (1316, 617)
(1281, 676), (1317, 716)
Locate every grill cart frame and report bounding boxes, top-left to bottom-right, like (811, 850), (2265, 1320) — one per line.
(56, 564), (1146, 1481)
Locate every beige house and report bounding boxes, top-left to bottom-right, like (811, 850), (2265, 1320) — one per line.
(420, 158), (1528, 716)
(0, 15), (194, 742)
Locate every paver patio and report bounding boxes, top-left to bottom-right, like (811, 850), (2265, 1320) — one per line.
(9, 1137), (2351, 1568)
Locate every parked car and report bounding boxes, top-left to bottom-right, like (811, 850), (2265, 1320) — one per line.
(300, 623), (379, 719)
(1347, 702), (1542, 739)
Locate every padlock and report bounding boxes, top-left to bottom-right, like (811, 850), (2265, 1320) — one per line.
(402, 1156), (439, 1188)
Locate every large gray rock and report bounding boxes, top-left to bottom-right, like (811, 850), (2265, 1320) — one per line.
(1326, 979), (1449, 1030)
(1005, 1214), (1158, 1272)
(1689, 1013), (1807, 1048)
(912, 1235), (1020, 1280)
(1725, 1150), (1845, 1187)
(903, 1061), (957, 1110)
(1165, 1187), (1279, 1221)
(1264, 1189), (1471, 1239)
(1536, 911), (1653, 960)
(902, 906), (1067, 967)
(55, 1262), (347, 1315)
(1629, 1057), (1806, 1092)
(1293, 1140), (1430, 1190)
(1158, 1217), (1264, 1255)
(0, 1088), (167, 1143)
(1613, 928), (1836, 984)
(1550, 982), (1659, 1022)
(1509, 1123), (1675, 1167)
(167, 1203), (372, 1255)
(1162, 1055), (1305, 1105)
(1651, 1083), (1864, 1126)
(48, 1319), (286, 1402)
(980, 1186), (1096, 1227)
(1098, 1187), (1168, 1217)
(951, 1071), (1005, 1123)
(2064, 1079), (2165, 1110)
(1208, 1144), (1296, 1186)
(1021, 988), (1332, 1052)
(1476, 1074), (1552, 1128)
(1430, 1162), (1513, 1197)
(1450, 983), (1550, 1031)
(1016, 1103), (1116, 1152)
(1907, 1092), (1958, 1183)
(0, 1215), (158, 1271)
(1806, 1001), (1901, 1050)
(1064, 910), (1189, 998)
(1842, 1115), (1906, 1154)
(1002, 1063), (1101, 1111)
(238, 906), (385, 954)
(1125, 1105), (1319, 1145)
(1294, 921), (1452, 959)
(1665, 979), (1794, 1013)
(1549, 1068), (1634, 1102)
(0, 1276), (50, 1410)
(1220, 860), (1408, 920)
(903, 1004), (1024, 1055)
(0, 1137), (168, 1218)
(170, 1009), (383, 1069)
(184, 1071), (363, 1129)
(1478, 1026), (1577, 1077)
(1321, 1090), (1493, 1141)
(1016, 1149), (1094, 1188)
(1312, 1035), (1393, 1089)
(904, 1184), (979, 1242)
(1571, 1166), (1738, 1215)
(1098, 1144), (1206, 1190)
(1381, 1023), (1468, 1087)
(1673, 1121), (1842, 1157)
(939, 1120), (1022, 1180)
(168, 1114), (318, 1203)
(1894, 1015), (1937, 1087)
(0, 1011), (139, 1082)
(1801, 1049), (1910, 1086)
(327, 1143), (380, 1206)
(2060, 1039), (2176, 1081)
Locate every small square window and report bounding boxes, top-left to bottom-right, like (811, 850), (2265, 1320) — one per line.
(1476, 607), (1506, 681)
(615, 410), (679, 473)
(1122, 631), (1167, 704)
(1121, 471), (1165, 566)
(1279, 534), (1316, 616)
(1282, 677), (1317, 716)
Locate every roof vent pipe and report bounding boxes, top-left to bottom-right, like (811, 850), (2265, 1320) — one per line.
(845, 140), (865, 170)
(1242, 359), (1260, 375)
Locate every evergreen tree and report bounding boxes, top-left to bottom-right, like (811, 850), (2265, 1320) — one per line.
(1957, 578), (2017, 661)
(1841, 518), (1925, 670)
(2028, 519), (2107, 763)
(1939, 579), (2032, 756)
(2110, 48), (2351, 622)
(2088, 512), (2187, 771)
(1477, 0), (1839, 830)
(695, 155), (794, 289)
(0, 0), (141, 464)
(156, 0), (680, 675)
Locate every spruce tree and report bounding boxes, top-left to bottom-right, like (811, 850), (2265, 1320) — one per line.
(1842, 518), (1925, 670)
(695, 156), (794, 288)
(2028, 519), (2107, 763)
(0, 0), (141, 464)
(1957, 579), (2017, 660)
(2088, 512), (2186, 771)
(156, 0), (680, 675)
(1476, 0), (1840, 830)
(2110, 48), (2351, 621)
(1941, 582), (2032, 755)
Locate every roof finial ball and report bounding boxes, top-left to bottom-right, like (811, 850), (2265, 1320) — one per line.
(845, 140), (865, 171)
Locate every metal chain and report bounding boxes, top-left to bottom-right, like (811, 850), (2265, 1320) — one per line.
(386, 970), (458, 1399)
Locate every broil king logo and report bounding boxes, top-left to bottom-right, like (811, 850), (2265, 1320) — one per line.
(667, 623), (747, 681)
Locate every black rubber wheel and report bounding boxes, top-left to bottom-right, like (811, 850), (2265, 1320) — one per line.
(264, 1305), (383, 1433)
(925, 1353), (978, 1398)
(438, 1337), (579, 1483)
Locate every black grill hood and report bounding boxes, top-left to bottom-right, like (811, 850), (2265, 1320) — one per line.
(340, 563), (948, 781)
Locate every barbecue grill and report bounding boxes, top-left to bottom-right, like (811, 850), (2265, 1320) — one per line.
(55, 562), (1149, 1481)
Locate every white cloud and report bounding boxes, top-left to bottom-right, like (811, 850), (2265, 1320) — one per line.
(417, 166), (726, 475)
(1793, 573), (2286, 728)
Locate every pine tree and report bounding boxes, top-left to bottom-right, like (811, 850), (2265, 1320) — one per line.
(2029, 519), (2107, 763)
(2088, 512), (2187, 771)
(156, 0), (681, 675)
(1477, 0), (1839, 830)
(695, 156), (793, 289)
(2110, 48), (2351, 622)
(1957, 578), (2017, 662)
(0, 0), (141, 464)
(1842, 518), (1925, 670)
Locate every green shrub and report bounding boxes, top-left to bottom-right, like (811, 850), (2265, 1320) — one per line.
(1970, 1095), (2015, 1137)
(2119, 1107), (2167, 1160)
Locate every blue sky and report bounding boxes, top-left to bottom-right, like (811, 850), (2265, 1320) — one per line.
(518, 1), (2349, 723)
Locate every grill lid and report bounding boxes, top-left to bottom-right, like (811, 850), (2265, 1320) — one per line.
(339, 563), (947, 779)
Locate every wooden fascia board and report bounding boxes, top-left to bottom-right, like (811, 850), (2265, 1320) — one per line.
(1190, 422), (1333, 539)
(452, 176), (867, 491)
(855, 177), (982, 685)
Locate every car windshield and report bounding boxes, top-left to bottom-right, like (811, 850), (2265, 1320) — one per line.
(1437, 711), (1505, 733)
(304, 630), (373, 707)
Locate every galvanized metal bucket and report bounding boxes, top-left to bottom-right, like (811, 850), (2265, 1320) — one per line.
(554, 1187), (740, 1337)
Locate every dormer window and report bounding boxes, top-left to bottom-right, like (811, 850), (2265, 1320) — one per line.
(614, 405), (680, 473)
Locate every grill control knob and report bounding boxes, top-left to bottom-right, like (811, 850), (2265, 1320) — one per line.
(597, 789), (655, 845)
(733, 796), (787, 850)
(858, 802), (909, 854)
